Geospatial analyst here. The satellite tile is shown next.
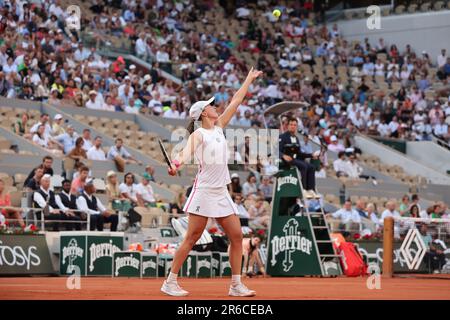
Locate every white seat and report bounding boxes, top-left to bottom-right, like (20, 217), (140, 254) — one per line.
(93, 178), (106, 192)
(50, 175), (64, 188)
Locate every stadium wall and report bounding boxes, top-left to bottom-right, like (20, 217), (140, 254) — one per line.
(354, 135), (450, 185)
(406, 141), (450, 176)
(337, 10), (450, 63)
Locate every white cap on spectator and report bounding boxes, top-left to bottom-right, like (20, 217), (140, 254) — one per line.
(189, 97), (215, 119)
(106, 170), (116, 178)
(330, 135), (337, 142)
(42, 174), (51, 180)
(345, 147), (355, 153)
(54, 114), (63, 120)
(89, 90), (97, 96)
(51, 88), (58, 93)
(327, 95), (335, 104)
(129, 64), (136, 70)
(231, 173), (239, 179)
(124, 76), (131, 81)
(144, 74), (151, 81)
(74, 77), (82, 83)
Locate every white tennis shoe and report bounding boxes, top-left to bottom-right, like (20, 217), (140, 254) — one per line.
(229, 283), (256, 297)
(161, 280), (189, 297)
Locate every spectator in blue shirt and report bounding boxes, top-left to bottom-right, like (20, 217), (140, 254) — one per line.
(417, 75), (430, 91)
(300, 135), (313, 154)
(316, 43), (328, 57)
(123, 7), (135, 22)
(353, 52), (364, 67)
(214, 86), (229, 104)
(54, 125), (79, 154)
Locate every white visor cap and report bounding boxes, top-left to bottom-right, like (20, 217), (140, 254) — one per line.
(189, 96), (215, 120)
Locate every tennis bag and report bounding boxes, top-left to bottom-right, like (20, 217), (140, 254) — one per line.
(338, 242), (367, 277)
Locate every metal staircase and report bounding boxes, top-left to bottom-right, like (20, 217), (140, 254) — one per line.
(305, 209), (342, 276)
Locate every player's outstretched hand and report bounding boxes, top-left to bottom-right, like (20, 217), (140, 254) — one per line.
(246, 67), (263, 82)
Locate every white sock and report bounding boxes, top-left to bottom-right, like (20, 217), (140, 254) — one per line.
(167, 272), (178, 283)
(231, 274), (241, 286)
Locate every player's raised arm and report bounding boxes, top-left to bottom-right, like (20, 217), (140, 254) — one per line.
(168, 130), (202, 176)
(216, 67), (263, 128)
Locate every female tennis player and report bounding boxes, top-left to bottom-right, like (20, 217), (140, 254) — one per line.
(161, 67), (263, 297)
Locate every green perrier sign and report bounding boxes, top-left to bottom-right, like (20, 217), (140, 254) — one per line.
(266, 168), (323, 276)
(268, 216), (321, 275)
(60, 232), (124, 276)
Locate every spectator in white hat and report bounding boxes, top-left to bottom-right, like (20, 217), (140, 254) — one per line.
(136, 173), (156, 207)
(118, 75), (134, 97)
(148, 92), (163, 115)
(328, 135), (345, 153)
(85, 90), (103, 110)
(52, 114), (65, 136)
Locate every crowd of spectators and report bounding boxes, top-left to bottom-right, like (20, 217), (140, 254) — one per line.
(0, 151), (158, 231)
(327, 194), (449, 234)
(0, 1), (449, 241)
(1, 0), (448, 149)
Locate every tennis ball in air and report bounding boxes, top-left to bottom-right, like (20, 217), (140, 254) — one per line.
(272, 9), (281, 18)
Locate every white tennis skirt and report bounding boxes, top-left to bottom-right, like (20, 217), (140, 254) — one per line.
(183, 187), (238, 218)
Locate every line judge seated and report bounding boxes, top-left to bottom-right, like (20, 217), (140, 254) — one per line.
(55, 179), (82, 231)
(278, 117), (319, 199)
(33, 174), (76, 231)
(76, 178), (118, 231)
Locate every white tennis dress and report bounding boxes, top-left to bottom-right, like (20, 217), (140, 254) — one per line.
(183, 126), (238, 217)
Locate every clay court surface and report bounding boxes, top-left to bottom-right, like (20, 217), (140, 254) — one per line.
(1, 275), (449, 300)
